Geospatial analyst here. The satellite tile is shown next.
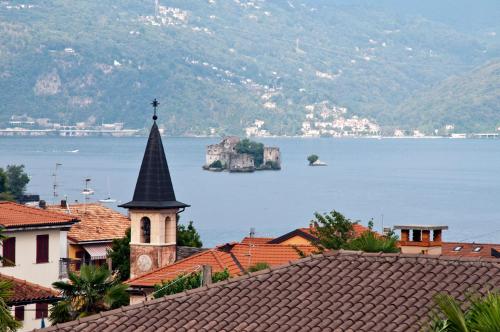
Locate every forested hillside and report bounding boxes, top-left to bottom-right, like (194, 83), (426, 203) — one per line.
(0, 0), (499, 135)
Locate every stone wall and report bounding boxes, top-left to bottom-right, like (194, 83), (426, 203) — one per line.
(229, 153), (254, 172)
(130, 244), (176, 279)
(263, 147), (281, 167)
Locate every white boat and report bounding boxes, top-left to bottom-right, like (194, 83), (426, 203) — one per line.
(99, 197), (117, 203)
(311, 160), (328, 166)
(81, 188), (94, 195)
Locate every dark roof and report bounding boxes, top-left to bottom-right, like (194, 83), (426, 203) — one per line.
(119, 122), (188, 209)
(0, 273), (60, 305)
(40, 251), (500, 332)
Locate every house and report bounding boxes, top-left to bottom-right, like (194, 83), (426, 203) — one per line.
(1, 273), (60, 331)
(394, 224), (500, 259)
(0, 201), (78, 287)
(47, 201), (130, 274)
(126, 242), (316, 303)
(40, 251), (500, 332)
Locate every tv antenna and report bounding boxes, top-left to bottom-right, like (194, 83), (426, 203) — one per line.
(52, 163), (62, 203)
(154, 0), (160, 17)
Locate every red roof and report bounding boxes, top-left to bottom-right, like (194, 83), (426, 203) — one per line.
(47, 203), (130, 243)
(127, 243), (316, 287)
(240, 236), (274, 244)
(0, 201), (78, 229)
(442, 242), (500, 258)
(0, 273), (59, 304)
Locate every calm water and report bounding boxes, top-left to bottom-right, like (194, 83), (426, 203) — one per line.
(1, 136), (499, 246)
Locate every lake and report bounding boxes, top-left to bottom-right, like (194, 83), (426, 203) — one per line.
(1, 136), (499, 247)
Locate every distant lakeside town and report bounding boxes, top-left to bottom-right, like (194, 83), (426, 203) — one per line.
(1, 114), (499, 139)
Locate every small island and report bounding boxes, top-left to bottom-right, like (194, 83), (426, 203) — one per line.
(308, 154), (327, 166)
(203, 137), (281, 172)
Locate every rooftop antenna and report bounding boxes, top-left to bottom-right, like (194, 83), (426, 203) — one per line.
(154, 0), (160, 17)
(81, 178), (94, 211)
(249, 227), (255, 238)
(52, 163), (62, 204)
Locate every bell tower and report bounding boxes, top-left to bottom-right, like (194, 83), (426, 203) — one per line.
(120, 99), (189, 278)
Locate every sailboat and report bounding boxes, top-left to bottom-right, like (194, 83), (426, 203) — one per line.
(81, 178), (95, 196)
(99, 177), (117, 203)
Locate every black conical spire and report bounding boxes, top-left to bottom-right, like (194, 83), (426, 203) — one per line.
(119, 101), (189, 210)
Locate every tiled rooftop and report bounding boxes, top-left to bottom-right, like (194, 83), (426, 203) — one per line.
(241, 237), (274, 245)
(127, 243), (316, 287)
(443, 242), (500, 258)
(42, 251), (500, 332)
(0, 273), (59, 305)
(0, 201), (77, 229)
(47, 203), (130, 243)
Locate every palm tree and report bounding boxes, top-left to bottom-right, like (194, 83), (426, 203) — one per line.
(0, 280), (21, 332)
(428, 292), (500, 332)
(49, 264), (129, 324)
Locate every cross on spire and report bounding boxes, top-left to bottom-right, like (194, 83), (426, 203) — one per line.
(151, 98), (160, 121)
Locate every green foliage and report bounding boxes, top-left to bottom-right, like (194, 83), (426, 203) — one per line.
(427, 292), (500, 332)
(153, 269), (230, 299)
(264, 160), (280, 170)
(247, 262), (270, 273)
(177, 221), (203, 248)
(209, 160), (224, 169)
(107, 228), (131, 281)
(307, 155), (319, 165)
(345, 220), (399, 253)
(49, 265), (129, 324)
(0, 280), (22, 332)
(310, 211), (356, 251)
(310, 212), (399, 253)
(0, 165), (29, 202)
(235, 139), (264, 166)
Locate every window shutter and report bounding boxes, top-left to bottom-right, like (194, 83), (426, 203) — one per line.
(2, 237), (15, 266)
(35, 303), (48, 319)
(14, 306), (24, 321)
(36, 235), (49, 264)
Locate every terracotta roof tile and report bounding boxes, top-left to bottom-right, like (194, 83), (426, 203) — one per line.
(47, 203), (130, 243)
(46, 252), (500, 332)
(127, 243), (315, 288)
(0, 273), (59, 304)
(442, 242), (500, 258)
(0, 201), (77, 228)
(240, 237), (274, 244)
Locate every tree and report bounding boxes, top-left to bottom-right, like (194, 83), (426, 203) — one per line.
(0, 280), (21, 332)
(153, 269), (230, 298)
(309, 210), (356, 251)
(107, 228), (130, 281)
(248, 262), (270, 272)
(427, 292), (500, 331)
(235, 139), (264, 167)
(345, 220), (399, 253)
(307, 154), (319, 165)
(177, 221), (203, 248)
(0, 166), (29, 201)
(49, 265), (129, 324)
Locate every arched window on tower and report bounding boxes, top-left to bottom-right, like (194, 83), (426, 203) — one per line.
(165, 216), (171, 243)
(140, 217), (151, 243)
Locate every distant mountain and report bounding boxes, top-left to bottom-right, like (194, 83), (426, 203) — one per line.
(393, 60), (500, 133)
(0, 0), (499, 135)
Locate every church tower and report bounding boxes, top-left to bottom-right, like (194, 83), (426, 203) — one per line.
(120, 99), (189, 278)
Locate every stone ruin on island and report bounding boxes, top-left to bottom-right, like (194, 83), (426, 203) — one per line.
(203, 136), (281, 172)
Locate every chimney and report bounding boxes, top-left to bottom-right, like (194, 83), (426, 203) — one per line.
(39, 200), (46, 209)
(201, 265), (212, 286)
(60, 200), (67, 208)
(394, 225), (448, 255)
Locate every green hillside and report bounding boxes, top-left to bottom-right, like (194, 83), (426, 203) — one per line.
(393, 60), (500, 133)
(0, 0), (499, 135)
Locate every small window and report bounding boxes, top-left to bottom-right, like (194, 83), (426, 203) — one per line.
(140, 217), (151, 243)
(2, 237), (15, 266)
(36, 234), (49, 263)
(473, 246), (482, 253)
(453, 246), (463, 252)
(35, 303), (48, 319)
(14, 306), (24, 321)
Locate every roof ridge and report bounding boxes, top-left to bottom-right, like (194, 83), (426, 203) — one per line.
(0, 201), (79, 220)
(0, 273), (59, 296)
